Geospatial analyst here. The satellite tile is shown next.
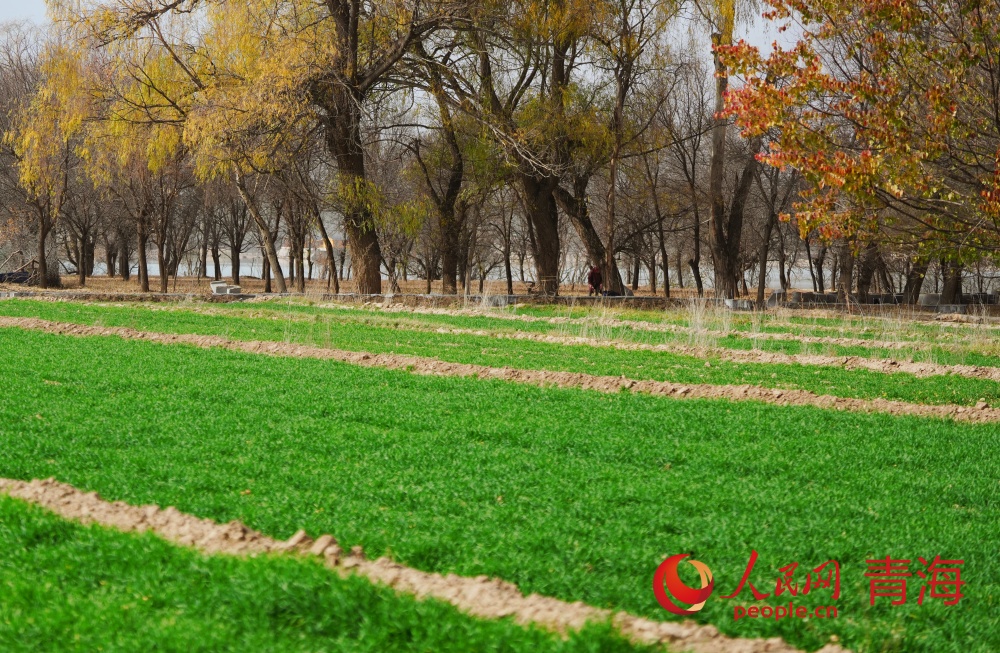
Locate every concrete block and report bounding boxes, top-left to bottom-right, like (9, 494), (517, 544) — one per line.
(724, 299), (754, 310)
(210, 281), (229, 295)
(226, 286), (242, 295)
(918, 293), (940, 307)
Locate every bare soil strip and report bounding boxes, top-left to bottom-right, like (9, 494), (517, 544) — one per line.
(0, 477), (847, 653)
(418, 325), (1000, 384)
(1, 316), (996, 422)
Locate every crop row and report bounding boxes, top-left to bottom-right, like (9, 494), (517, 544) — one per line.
(0, 495), (638, 652)
(1, 299), (998, 406)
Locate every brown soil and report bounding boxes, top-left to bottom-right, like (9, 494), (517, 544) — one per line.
(1, 316), (996, 422)
(0, 477), (847, 653)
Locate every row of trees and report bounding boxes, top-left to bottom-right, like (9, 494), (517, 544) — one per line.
(1, 0), (998, 300)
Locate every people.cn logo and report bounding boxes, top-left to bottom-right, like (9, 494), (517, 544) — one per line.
(653, 554), (715, 615)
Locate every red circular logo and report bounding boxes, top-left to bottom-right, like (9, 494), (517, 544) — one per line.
(653, 554), (715, 615)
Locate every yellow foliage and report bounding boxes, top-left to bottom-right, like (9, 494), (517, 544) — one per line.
(7, 40), (93, 212)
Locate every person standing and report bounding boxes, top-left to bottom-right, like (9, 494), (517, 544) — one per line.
(587, 265), (603, 296)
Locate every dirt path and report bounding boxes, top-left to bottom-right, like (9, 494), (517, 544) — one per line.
(0, 477), (847, 653)
(1, 316), (996, 422)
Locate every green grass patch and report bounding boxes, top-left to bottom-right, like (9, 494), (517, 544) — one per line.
(0, 495), (639, 652)
(1, 299), (998, 406)
(0, 327), (997, 652)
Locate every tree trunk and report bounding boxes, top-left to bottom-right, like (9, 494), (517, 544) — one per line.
(504, 237), (514, 296)
(339, 238), (347, 281)
(855, 242), (879, 303)
(440, 202), (465, 295)
(211, 246), (221, 280)
(876, 255), (894, 294)
(296, 247), (306, 293)
(777, 232), (788, 291)
(233, 172), (286, 293)
(521, 174), (560, 295)
(120, 237), (131, 281)
(657, 218), (671, 299)
(421, 69), (466, 296)
(810, 242), (827, 293)
(198, 232), (207, 281)
(708, 33), (733, 299)
(709, 138), (761, 298)
(941, 260), (963, 304)
(313, 213), (339, 294)
(457, 229), (469, 292)
(757, 211), (777, 306)
(77, 234), (87, 288)
(157, 240), (168, 293)
(324, 103), (382, 294)
(137, 221), (150, 293)
(36, 219), (51, 289)
(836, 243), (854, 303)
(676, 248), (684, 289)
(106, 247), (116, 278)
(902, 259), (928, 304)
(554, 182), (625, 293)
(262, 253), (271, 293)
(688, 188), (703, 296)
(230, 244), (241, 285)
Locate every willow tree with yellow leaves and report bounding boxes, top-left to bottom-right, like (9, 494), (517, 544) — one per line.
(5, 39), (93, 289)
(82, 116), (192, 293)
(53, 0), (466, 294)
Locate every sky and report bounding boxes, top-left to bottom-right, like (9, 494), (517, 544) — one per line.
(1, 1), (790, 47)
(0, 0), (48, 24)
